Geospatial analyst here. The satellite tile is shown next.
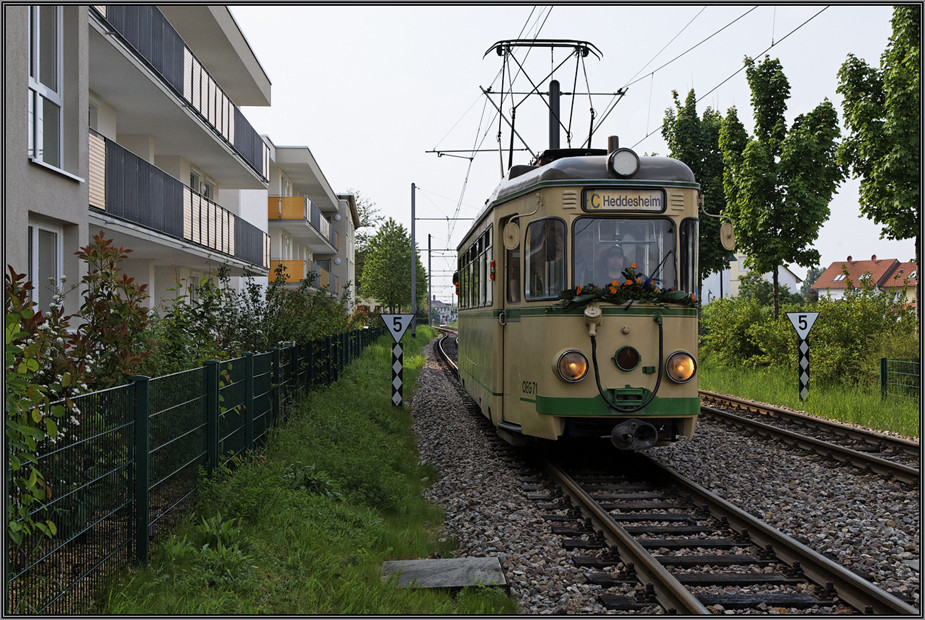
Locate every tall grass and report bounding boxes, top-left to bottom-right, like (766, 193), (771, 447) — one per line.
(700, 361), (920, 438)
(96, 327), (518, 614)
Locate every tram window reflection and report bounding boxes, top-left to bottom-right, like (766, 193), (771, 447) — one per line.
(507, 246), (521, 303)
(572, 218), (677, 290)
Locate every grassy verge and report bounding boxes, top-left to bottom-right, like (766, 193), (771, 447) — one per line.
(700, 360), (920, 438)
(96, 326), (518, 614)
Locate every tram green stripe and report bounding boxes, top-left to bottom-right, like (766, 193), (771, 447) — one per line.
(535, 394), (700, 416)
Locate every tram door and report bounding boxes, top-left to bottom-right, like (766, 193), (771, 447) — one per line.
(499, 215), (527, 431)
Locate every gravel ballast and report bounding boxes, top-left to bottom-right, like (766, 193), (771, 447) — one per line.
(409, 340), (920, 613)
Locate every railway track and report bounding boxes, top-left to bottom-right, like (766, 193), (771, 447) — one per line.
(699, 390), (920, 485)
(433, 331), (918, 613)
(436, 327), (458, 376)
(542, 452), (918, 614)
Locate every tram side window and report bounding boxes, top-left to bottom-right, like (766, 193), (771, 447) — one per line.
(525, 219), (565, 300)
(478, 249), (486, 306)
(471, 242), (480, 308)
(680, 218), (699, 294)
(458, 256), (466, 309)
(485, 228), (492, 306)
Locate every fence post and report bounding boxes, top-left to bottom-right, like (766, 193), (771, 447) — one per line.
(130, 375), (150, 564)
(880, 357), (887, 400)
(245, 353), (255, 449)
(204, 360), (220, 472)
(271, 348), (281, 425)
(292, 342), (300, 397)
(307, 340), (315, 389)
(325, 336), (334, 385)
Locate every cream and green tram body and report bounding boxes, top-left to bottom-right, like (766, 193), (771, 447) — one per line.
(455, 141), (701, 450)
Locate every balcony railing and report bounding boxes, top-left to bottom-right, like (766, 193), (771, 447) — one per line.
(268, 259), (333, 291)
(268, 197), (336, 250)
(91, 5), (269, 182)
(89, 131), (270, 270)
(269, 259), (307, 283)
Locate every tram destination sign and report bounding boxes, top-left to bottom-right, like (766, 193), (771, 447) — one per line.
(584, 188), (665, 213)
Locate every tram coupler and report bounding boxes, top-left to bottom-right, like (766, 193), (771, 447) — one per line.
(610, 418), (658, 450)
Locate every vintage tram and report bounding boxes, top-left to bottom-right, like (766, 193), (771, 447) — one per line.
(455, 136), (701, 449)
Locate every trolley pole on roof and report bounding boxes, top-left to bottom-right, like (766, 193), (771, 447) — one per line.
(411, 182), (416, 337)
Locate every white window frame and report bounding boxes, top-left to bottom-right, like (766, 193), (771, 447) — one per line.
(28, 222), (64, 311)
(190, 168), (215, 200)
(28, 5), (63, 168)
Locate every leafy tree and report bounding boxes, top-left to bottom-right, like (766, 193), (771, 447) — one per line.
(837, 5), (920, 314)
(801, 265), (824, 300)
(738, 270), (803, 307)
(719, 56), (843, 318)
(345, 188), (384, 294)
(662, 89), (729, 297)
(361, 218), (428, 313)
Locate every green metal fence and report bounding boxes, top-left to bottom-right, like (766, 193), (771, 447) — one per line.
(880, 358), (920, 401)
(6, 327), (382, 614)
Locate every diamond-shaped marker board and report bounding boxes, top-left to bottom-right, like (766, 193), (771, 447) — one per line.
(382, 314), (414, 343)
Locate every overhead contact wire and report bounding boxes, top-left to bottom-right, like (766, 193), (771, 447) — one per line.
(631, 5), (830, 148)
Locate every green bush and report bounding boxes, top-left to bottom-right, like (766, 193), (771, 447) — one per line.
(701, 278), (918, 387)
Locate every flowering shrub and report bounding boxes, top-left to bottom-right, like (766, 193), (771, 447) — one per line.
(556, 264), (698, 310)
(71, 232), (152, 388)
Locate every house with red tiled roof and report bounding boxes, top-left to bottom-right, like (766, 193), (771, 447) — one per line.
(881, 260), (918, 307)
(811, 255), (917, 306)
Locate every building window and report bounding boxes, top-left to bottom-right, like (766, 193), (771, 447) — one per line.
(28, 224), (63, 312)
(28, 6), (63, 168)
(190, 169), (215, 200)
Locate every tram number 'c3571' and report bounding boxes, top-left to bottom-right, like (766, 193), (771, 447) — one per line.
(522, 380), (538, 396)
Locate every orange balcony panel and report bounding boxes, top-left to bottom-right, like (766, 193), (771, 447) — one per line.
(270, 259), (307, 283)
(268, 197), (306, 220)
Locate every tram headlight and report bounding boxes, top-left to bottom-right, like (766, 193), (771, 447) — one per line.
(556, 350), (589, 383)
(665, 351), (697, 383)
(607, 148), (640, 178)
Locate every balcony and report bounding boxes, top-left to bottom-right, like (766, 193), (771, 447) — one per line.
(268, 259), (333, 291)
(89, 131), (270, 272)
(89, 5), (269, 186)
(268, 197), (336, 254)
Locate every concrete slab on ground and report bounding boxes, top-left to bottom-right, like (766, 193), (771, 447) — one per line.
(381, 557), (507, 589)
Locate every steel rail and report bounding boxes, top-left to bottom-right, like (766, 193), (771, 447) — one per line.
(641, 454), (920, 615)
(702, 404), (920, 485)
(435, 329), (458, 376)
(545, 462), (710, 615)
(700, 389), (920, 451)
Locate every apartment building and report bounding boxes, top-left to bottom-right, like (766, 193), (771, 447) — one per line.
(261, 139), (359, 307)
(7, 5), (357, 317)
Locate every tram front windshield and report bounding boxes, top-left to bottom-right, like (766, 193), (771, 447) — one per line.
(573, 218), (677, 290)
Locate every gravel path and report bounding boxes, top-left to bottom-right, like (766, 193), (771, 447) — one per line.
(410, 340), (920, 613)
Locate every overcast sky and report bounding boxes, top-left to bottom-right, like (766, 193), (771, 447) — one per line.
(231, 4), (915, 302)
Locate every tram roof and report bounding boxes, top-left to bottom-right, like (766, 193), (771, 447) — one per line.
(461, 151), (699, 250)
(489, 151), (697, 206)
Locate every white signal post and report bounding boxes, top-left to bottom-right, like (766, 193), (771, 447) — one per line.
(786, 312), (819, 401)
(383, 314), (414, 406)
